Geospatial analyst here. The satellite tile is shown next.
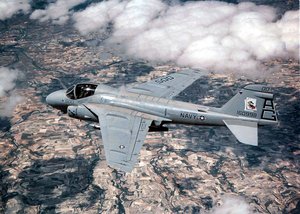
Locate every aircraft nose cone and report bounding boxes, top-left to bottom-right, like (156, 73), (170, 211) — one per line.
(46, 93), (55, 106)
(46, 90), (65, 107)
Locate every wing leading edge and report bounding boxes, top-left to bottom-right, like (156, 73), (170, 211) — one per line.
(85, 104), (153, 172)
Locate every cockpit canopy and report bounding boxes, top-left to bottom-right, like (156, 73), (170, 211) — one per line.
(66, 83), (97, 100)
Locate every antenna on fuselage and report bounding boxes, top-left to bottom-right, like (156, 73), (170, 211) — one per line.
(119, 84), (127, 95)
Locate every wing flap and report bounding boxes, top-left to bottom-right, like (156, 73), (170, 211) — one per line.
(126, 117), (149, 161)
(223, 120), (258, 146)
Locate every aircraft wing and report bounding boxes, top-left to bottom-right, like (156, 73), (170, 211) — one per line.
(127, 69), (209, 99)
(84, 104), (153, 172)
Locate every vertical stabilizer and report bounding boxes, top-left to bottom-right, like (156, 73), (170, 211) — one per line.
(221, 85), (277, 125)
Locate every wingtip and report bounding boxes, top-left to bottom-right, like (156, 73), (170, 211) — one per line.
(108, 162), (134, 173)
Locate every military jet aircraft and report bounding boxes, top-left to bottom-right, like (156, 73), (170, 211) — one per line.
(46, 69), (278, 172)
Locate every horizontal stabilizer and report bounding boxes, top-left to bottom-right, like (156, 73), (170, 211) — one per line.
(224, 120), (258, 146)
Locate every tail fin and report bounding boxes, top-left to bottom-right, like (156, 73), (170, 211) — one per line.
(221, 85), (277, 123)
(221, 85), (277, 146)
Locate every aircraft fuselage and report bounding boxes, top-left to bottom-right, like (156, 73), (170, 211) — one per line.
(46, 71), (278, 171)
(47, 84), (274, 128)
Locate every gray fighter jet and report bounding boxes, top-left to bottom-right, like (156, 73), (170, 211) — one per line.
(46, 69), (278, 172)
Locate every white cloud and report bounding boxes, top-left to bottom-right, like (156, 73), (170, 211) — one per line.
(0, 0), (31, 20)
(113, 0), (167, 40)
(30, 0), (86, 25)
(0, 67), (21, 97)
(210, 195), (253, 214)
(73, 0), (299, 75)
(73, 0), (127, 35)
(276, 10), (300, 59)
(1, 94), (23, 117)
(0, 67), (23, 117)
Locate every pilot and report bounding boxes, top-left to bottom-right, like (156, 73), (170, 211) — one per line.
(83, 88), (90, 98)
(77, 85), (85, 99)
